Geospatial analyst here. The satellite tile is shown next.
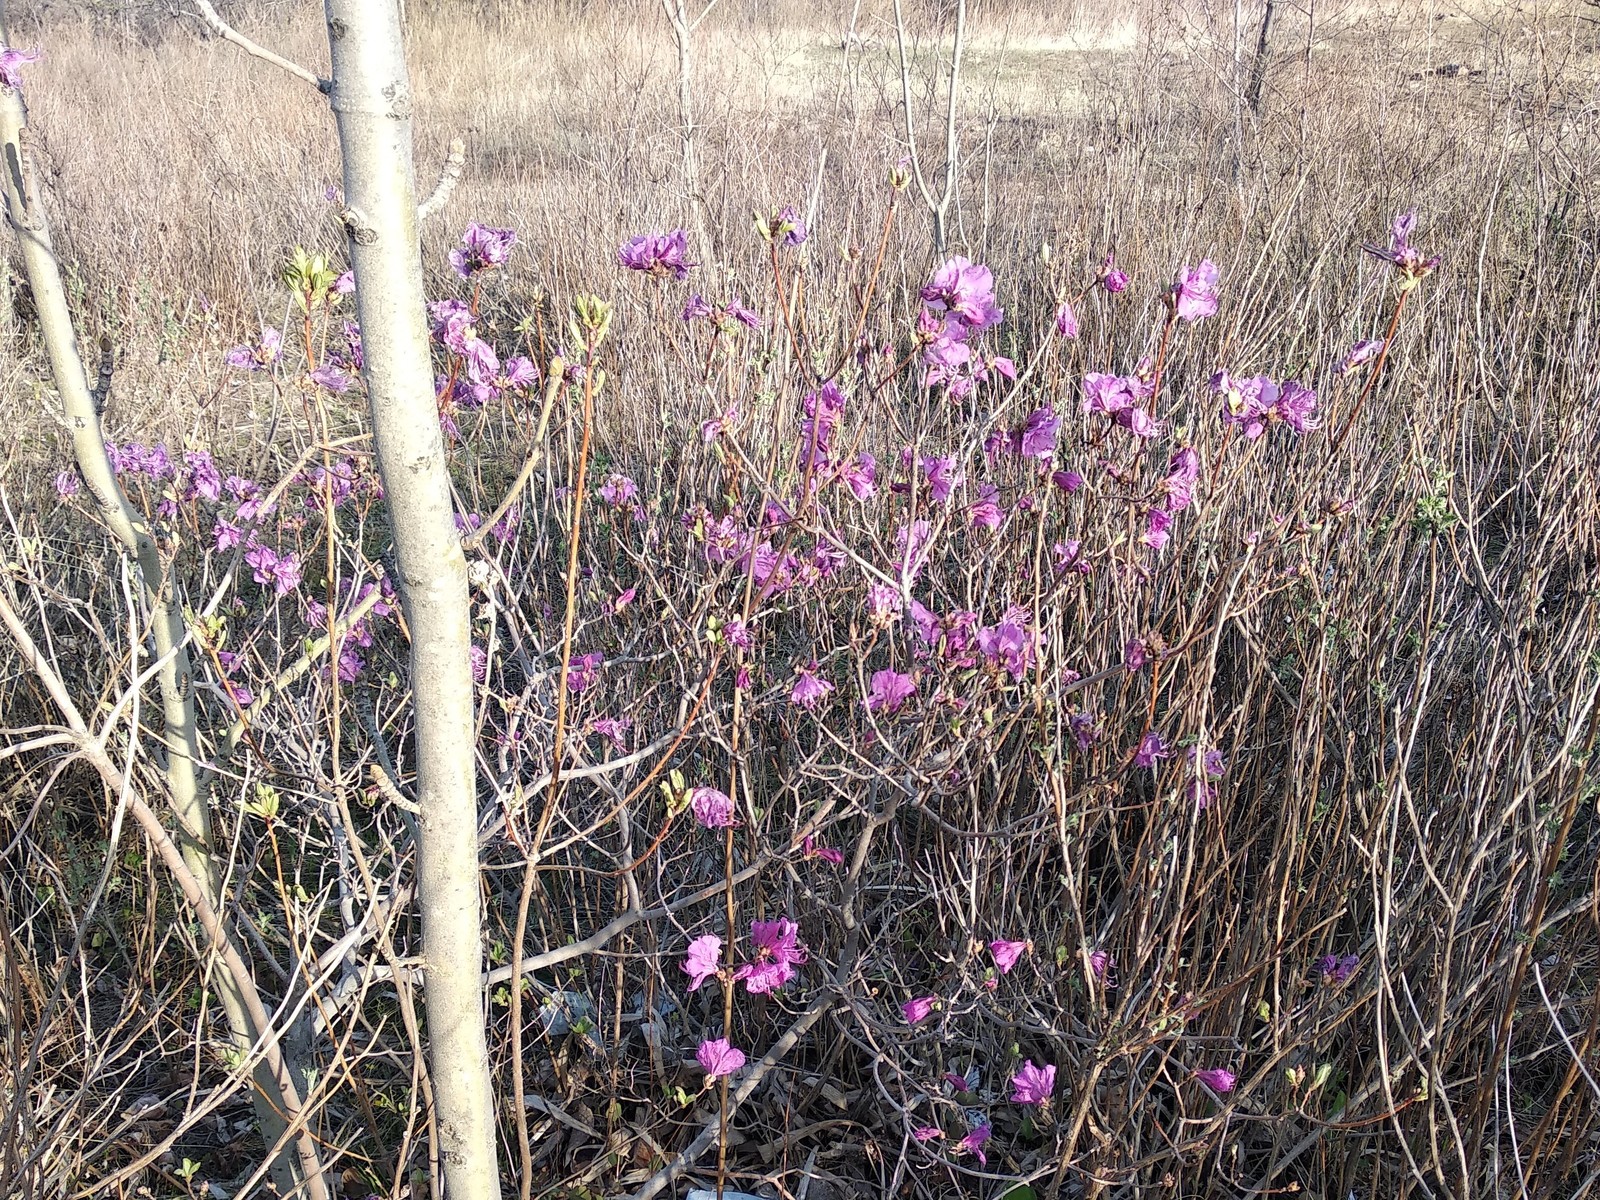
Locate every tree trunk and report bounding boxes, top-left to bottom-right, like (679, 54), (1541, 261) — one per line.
(1245, 0), (1276, 117)
(321, 2), (503, 1198)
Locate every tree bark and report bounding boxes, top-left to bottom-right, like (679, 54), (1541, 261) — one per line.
(321, 2), (503, 1197)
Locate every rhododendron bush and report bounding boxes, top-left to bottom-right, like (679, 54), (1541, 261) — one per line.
(7, 114), (1599, 1197)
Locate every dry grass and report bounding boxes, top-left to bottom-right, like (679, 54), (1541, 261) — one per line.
(2, 1), (1600, 1198)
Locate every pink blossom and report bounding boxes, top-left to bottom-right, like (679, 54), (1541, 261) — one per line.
(902, 995), (938, 1024)
(801, 835), (844, 866)
(1336, 339), (1383, 376)
(913, 1126), (944, 1142)
(841, 452), (877, 500)
(1054, 298), (1079, 338)
(968, 484), (1003, 530)
(735, 918), (807, 994)
(1089, 949), (1114, 984)
(1134, 730), (1171, 768)
(990, 939), (1029, 974)
(1010, 1060), (1055, 1106)
(1174, 260), (1220, 322)
(790, 663), (834, 710)
(696, 1037), (746, 1079)
(690, 786), (735, 829)
(920, 257), (1003, 330)
(682, 934), (722, 991)
(566, 652), (603, 692)
(1124, 639), (1148, 672)
(867, 584), (901, 628)
(0, 47), (41, 92)
(1100, 251), (1129, 293)
(1194, 1067), (1237, 1094)
(957, 1122), (992, 1165)
(1051, 469), (1084, 494)
(55, 469), (79, 497)
(866, 670), (917, 714)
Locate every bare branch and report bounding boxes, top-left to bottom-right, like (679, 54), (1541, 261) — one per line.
(190, 0), (329, 93)
(417, 137), (465, 221)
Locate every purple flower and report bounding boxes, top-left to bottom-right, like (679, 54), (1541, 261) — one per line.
(690, 786), (735, 829)
(1100, 251), (1129, 293)
(990, 939), (1029, 974)
(212, 518), (244, 552)
(841, 452), (877, 500)
(776, 204), (807, 246)
(1019, 406), (1060, 459)
(902, 995), (938, 1024)
(1318, 953), (1360, 985)
(866, 584), (901, 629)
(1164, 447), (1200, 513)
(968, 484), (1003, 530)
(1141, 507), (1174, 551)
(54, 469), (80, 497)
(957, 1123), (992, 1166)
(468, 644), (488, 683)
(598, 474), (638, 507)
(735, 918), (807, 994)
(1134, 730), (1170, 768)
(1337, 339), (1384, 376)
(591, 716), (631, 747)
(1051, 469), (1083, 494)
(801, 835), (843, 866)
(1194, 1067), (1237, 1095)
(1053, 299), (1079, 338)
(682, 934), (722, 991)
(618, 229), (695, 280)
(1124, 638), (1148, 672)
(790, 662), (834, 710)
(1117, 405), (1165, 440)
(334, 270), (355, 295)
(696, 1038), (746, 1080)
(449, 223), (517, 277)
(243, 542), (302, 597)
(1363, 208), (1440, 281)
(309, 364), (353, 394)
(723, 297), (762, 329)
(1174, 260), (1220, 322)
(183, 451), (223, 503)
(913, 1126), (944, 1142)
(1010, 1060), (1056, 1106)
(567, 651), (603, 692)
(1081, 371), (1147, 417)
(920, 454), (962, 503)
(1276, 381), (1320, 433)
(1089, 949), (1114, 983)
(1069, 711), (1100, 750)
(866, 669), (916, 714)
(700, 404), (739, 442)
(920, 257), (1003, 330)
(0, 47), (41, 92)
(225, 327), (282, 371)
(1054, 540), (1088, 577)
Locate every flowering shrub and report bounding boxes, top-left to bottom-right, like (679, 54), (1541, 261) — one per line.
(18, 154), (1599, 1200)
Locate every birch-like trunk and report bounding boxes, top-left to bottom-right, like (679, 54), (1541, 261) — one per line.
(322, 3), (502, 1197)
(0, 11), (320, 1197)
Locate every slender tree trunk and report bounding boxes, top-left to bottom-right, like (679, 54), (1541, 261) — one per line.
(321, 3), (502, 1197)
(0, 11), (321, 1197)
(1245, 0), (1276, 117)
